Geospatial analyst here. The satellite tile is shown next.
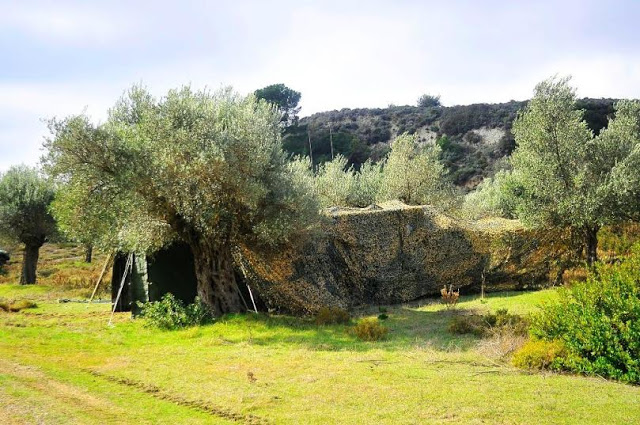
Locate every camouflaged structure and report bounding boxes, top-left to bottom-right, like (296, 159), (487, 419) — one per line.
(238, 202), (561, 315)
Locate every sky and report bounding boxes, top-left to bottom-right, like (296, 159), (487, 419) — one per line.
(1, 0), (640, 172)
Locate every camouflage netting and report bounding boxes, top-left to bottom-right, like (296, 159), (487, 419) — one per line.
(237, 201), (569, 315)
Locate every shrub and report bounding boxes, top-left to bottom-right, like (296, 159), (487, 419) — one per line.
(461, 170), (523, 220)
(448, 314), (485, 336)
(352, 318), (389, 341)
(378, 133), (456, 208)
(315, 306), (351, 325)
(528, 247), (640, 383)
(0, 299), (38, 312)
(137, 293), (213, 330)
(512, 339), (567, 370)
(448, 309), (528, 337)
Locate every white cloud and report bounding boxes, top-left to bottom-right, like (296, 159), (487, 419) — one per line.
(2, 3), (132, 46)
(1, 1), (640, 173)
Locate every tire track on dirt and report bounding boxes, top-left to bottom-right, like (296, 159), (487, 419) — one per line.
(87, 369), (270, 425)
(0, 359), (127, 422)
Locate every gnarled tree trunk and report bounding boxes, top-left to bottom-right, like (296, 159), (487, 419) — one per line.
(189, 239), (244, 316)
(584, 225), (599, 267)
(84, 244), (93, 263)
(20, 244), (41, 285)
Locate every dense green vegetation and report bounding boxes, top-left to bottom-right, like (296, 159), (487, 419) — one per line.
(138, 293), (213, 330)
(522, 245), (640, 383)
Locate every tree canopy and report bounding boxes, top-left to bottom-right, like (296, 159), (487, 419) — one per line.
(44, 86), (318, 314)
(311, 133), (456, 210)
(0, 166), (56, 284)
(254, 83), (301, 125)
(417, 94), (441, 108)
(510, 76), (640, 265)
(378, 134), (454, 207)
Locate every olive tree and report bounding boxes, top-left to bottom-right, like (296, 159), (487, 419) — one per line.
(0, 166), (56, 284)
(48, 117), (107, 262)
(314, 155), (355, 208)
(511, 76), (640, 265)
(378, 133), (454, 207)
(461, 169), (523, 219)
(51, 183), (104, 263)
(44, 86), (319, 315)
(348, 160), (383, 207)
(314, 157), (384, 208)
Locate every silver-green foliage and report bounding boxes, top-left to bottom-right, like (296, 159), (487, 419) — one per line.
(462, 169), (523, 219)
(0, 166), (56, 246)
(44, 86), (319, 254)
(511, 77), (594, 229)
(349, 160), (383, 207)
(315, 155), (354, 208)
(509, 76), (640, 263)
(377, 133), (452, 206)
(314, 133), (453, 209)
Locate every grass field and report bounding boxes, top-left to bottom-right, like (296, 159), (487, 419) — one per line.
(0, 245), (639, 424)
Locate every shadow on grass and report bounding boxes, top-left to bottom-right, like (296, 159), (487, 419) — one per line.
(210, 306), (480, 353)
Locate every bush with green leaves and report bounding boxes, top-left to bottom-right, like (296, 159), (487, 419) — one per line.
(351, 318), (389, 341)
(527, 245), (640, 383)
(314, 155), (383, 208)
(348, 160), (383, 207)
(417, 94), (441, 108)
(315, 306), (351, 325)
(448, 309), (528, 337)
(512, 339), (567, 370)
(137, 293), (213, 330)
(313, 133), (457, 210)
(461, 169), (523, 219)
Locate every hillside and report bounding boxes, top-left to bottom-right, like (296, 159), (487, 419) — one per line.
(283, 98), (617, 188)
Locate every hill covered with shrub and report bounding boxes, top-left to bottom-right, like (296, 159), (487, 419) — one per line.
(284, 98), (617, 187)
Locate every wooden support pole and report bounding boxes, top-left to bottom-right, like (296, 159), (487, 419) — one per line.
(89, 252), (113, 304)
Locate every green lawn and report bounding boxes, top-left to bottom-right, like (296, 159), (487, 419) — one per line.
(0, 285), (638, 424)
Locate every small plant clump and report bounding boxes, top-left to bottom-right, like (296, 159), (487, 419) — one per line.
(0, 299), (38, 313)
(315, 306), (351, 325)
(137, 293), (213, 330)
(448, 309), (528, 337)
(440, 285), (460, 307)
(512, 339), (567, 370)
(352, 318), (389, 341)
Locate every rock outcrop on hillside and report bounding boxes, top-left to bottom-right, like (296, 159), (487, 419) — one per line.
(238, 202), (564, 315)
